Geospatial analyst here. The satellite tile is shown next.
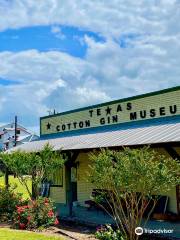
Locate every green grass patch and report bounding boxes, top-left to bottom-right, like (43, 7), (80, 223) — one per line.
(0, 175), (32, 199)
(0, 228), (64, 240)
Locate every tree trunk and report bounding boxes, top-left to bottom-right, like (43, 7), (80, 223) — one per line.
(5, 167), (9, 189)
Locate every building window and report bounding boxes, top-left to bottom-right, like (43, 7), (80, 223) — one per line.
(16, 129), (21, 134)
(49, 168), (63, 187)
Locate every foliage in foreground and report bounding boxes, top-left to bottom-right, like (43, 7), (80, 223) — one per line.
(95, 224), (124, 240)
(13, 197), (59, 230)
(89, 147), (180, 240)
(0, 184), (27, 222)
(0, 144), (65, 199)
(0, 185), (58, 230)
(0, 228), (63, 240)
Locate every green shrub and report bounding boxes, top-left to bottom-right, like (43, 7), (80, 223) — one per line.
(0, 171), (4, 177)
(95, 224), (125, 240)
(13, 197), (59, 230)
(90, 147), (180, 240)
(0, 184), (25, 221)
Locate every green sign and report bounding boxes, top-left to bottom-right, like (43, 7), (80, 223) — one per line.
(40, 87), (180, 136)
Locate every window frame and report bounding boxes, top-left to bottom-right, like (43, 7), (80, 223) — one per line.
(49, 167), (63, 187)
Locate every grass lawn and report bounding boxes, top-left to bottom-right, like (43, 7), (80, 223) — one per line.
(0, 228), (64, 240)
(0, 175), (32, 199)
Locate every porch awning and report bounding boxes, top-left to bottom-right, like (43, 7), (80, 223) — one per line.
(7, 121), (180, 153)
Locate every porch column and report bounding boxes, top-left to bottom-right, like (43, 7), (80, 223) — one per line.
(65, 151), (79, 217)
(65, 162), (72, 216)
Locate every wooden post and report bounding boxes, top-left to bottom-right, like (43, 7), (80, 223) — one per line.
(5, 167), (9, 189)
(65, 163), (72, 216)
(65, 151), (79, 217)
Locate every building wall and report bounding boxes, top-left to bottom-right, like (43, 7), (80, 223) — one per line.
(49, 152), (94, 205)
(76, 152), (94, 205)
(0, 123), (39, 151)
(50, 166), (66, 204)
(49, 148), (178, 214)
(76, 149), (178, 213)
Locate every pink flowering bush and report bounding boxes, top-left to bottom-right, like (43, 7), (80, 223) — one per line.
(13, 197), (59, 230)
(0, 184), (26, 221)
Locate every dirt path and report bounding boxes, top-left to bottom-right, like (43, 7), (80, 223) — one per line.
(45, 223), (96, 240)
(0, 222), (96, 240)
(0, 223), (11, 228)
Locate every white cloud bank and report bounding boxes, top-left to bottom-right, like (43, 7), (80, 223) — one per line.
(0, 0), (180, 131)
(0, 0), (179, 38)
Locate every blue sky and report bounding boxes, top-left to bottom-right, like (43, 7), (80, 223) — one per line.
(0, 0), (179, 134)
(0, 78), (20, 85)
(0, 25), (104, 57)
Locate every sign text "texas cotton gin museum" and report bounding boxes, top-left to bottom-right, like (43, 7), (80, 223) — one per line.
(40, 87), (179, 136)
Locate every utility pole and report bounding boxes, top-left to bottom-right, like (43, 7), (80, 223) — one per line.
(4, 116), (17, 189)
(14, 115), (17, 147)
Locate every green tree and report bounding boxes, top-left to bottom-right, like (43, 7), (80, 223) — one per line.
(89, 147), (180, 240)
(0, 144), (65, 199)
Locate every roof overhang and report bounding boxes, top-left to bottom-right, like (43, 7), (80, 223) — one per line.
(7, 122), (180, 153)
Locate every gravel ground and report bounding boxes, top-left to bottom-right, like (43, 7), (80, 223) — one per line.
(48, 221), (96, 240)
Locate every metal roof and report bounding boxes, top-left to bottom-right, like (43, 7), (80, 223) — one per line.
(7, 121), (180, 153)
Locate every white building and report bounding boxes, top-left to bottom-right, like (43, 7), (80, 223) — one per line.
(0, 123), (39, 151)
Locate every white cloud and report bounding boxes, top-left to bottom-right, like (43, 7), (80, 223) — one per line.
(0, 0), (179, 38)
(75, 87), (111, 105)
(51, 26), (61, 34)
(0, 96), (6, 111)
(0, 50), (84, 83)
(51, 25), (66, 39)
(0, 0), (180, 131)
(0, 33), (179, 128)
